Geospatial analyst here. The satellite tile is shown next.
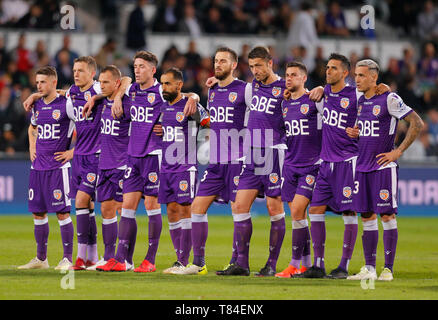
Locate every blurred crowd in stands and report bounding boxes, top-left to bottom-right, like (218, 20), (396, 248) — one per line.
(0, 0), (438, 161)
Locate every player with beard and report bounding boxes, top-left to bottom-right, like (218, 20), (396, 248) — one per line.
(164, 47), (252, 275)
(155, 68), (209, 275)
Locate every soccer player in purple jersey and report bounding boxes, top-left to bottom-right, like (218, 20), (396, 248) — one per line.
(345, 60), (423, 281)
(218, 46), (287, 277)
(97, 51), (200, 272)
(18, 66), (75, 270)
(154, 68), (209, 275)
(171, 47), (251, 276)
(86, 65), (131, 270)
(302, 53), (390, 279)
(275, 61), (323, 278)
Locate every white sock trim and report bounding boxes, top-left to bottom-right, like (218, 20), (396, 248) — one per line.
(76, 209), (90, 215)
(363, 219), (378, 231)
(232, 213), (251, 222)
(180, 218), (192, 229)
(146, 208), (161, 216)
(168, 220), (182, 230)
(343, 215), (358, 225)
(309, 214), (325, 222)
(382, 219), (397, 230)
(34, 217), (48, 225)
(192, 213), (208, 223)
(292, 219), (308, 229)
(270, 212), (285, 222)
(121, 208), (136, 219)
(102, 217), (118, 225)
(58, 217), (72, 226)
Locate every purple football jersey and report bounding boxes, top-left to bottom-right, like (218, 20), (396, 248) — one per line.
(98, 97), (131, 170)
(125, 80), (165, 157)
(67, 81), (103, 155)
(160, 96), (199, 173)
(356, 92), (412, 172)
(31, 95), (75, 170)
(320, 85), (360, 162)
(282, 93), (322, 167)
(246, 76), (286, 148)
(207, 79), (251, 163)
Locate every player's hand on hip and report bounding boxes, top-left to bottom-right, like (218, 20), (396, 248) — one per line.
(205, 76), (219, 88)
(153, 124), (163, 136)
(376, 149), (402, 167)
(346, 125), (359, 138)
(308, 86), (324, 102)
(54, 149), (74, 164)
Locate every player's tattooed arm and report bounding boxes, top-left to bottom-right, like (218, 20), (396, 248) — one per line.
(23, 93), (44, 112)
(54, 148), (74, 164)
(376, 111), (424, 166)
(28, 124), (37, 161)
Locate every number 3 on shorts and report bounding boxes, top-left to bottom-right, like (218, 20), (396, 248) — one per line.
(353, 181), (359, 194)
(200, 170), (208, 182)
(124, 167), (132, 179)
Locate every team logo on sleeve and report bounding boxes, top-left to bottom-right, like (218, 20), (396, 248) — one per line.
(233, 176), (240, 186)
(305, 175), (315, 186)
(84, 91), (91, 102)
(379, 189), (390, 201)
(52, 109), (61, 121)
(32, 111), (39, 122)
(209, 92), (215, 102)
(131, 92), (136, 101)
(148, 172), (158, 183)
(119, 179), (123, 190)
(269, 173), (279, 184)
(358, 105), (363, 116)
(179, 180), (188, 192)
(282, 107), (288, 118)
(300, 104), (309, 115)
(272, 87), (282, 97)
(176, 112), (185, 123)
(228, 92), (237, 103)
(343, 186), (352, 198)
(147, 93), (156, 104)
(340, 98), (350, 109)
(372, 105), (381, 116)
(86, 173), (96, 183)
(53, 189), (63, 201)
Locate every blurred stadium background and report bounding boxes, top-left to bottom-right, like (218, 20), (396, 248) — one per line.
(0, 0), (437, 215)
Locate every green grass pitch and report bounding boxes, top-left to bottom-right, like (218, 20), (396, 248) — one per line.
(0, 215), (437, 300)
